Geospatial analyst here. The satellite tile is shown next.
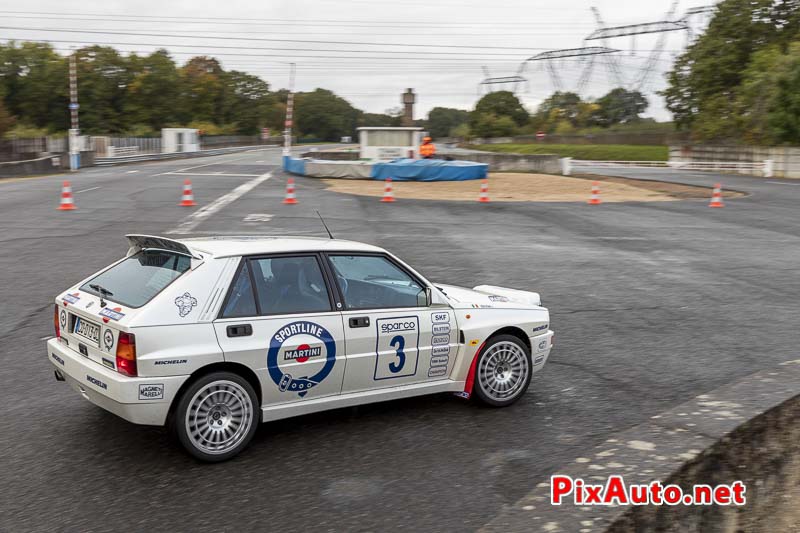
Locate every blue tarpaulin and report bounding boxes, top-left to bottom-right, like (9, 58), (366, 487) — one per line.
(370, 158), (487, 181)
(283, 155), (306, 175)
(283, 156), (489, 182)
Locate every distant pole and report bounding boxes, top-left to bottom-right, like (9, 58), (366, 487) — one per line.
(282, 62), (296, 158)
(68, 51), (80, 171)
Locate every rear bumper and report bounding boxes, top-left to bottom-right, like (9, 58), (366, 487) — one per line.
(530, 330), (554, 369)
(47, 338), (189, 426)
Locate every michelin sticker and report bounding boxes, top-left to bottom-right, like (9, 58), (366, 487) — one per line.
(374, 316), (420, 380)
(268, 321), (337, 397)
(175, 292), (198, 318)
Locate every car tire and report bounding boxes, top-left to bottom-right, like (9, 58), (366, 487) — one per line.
(472, 334), (532, 408)
(170, 371), (260, 462)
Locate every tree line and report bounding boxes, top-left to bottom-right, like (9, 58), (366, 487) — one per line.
(0, 42), (403, 140)
(0, 41), (650, 142)
(665, 0), (800, 144)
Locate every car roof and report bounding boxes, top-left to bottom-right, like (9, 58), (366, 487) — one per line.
(175, 235), (386, 259)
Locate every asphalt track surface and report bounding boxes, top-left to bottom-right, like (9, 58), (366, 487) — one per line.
(2, 148), (799, 532)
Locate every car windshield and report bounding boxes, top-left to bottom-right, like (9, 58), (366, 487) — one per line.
(80, 250), (191, 308)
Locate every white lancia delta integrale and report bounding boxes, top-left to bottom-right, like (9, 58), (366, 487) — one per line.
(47, 235), (553, 461)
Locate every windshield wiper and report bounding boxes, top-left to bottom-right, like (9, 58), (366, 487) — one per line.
(89, 283), (114, 306)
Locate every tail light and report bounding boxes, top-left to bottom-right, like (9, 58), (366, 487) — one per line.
(116, 332), (137, 377)
(54, 304), (61, 339)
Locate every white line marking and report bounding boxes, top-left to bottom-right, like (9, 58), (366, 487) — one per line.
(167, 172), (272, 235)
(243, 213), (274, 223)
(160, 172), (261, 177)
(153, 154), (253, 176)
(767, 180), (800, 186)
(75, 186), (100, 193)
(126, 170), (139, 174)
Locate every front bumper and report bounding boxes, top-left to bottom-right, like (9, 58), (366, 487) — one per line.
(47, 338), (189, 426)
(530, 330), (554, 369)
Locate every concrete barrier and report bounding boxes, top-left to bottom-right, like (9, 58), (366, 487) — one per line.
(608, 394), (800, 532)
(439, 151), (561, 174)
(670, 144), (800, 178)
(0, 154), (63, 178)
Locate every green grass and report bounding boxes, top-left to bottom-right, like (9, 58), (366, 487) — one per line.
(468, 143), (669, 161)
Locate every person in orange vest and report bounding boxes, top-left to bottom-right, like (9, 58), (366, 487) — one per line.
(420, 136), (436, 159)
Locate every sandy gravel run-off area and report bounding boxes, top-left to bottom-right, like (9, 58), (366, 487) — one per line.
(322, 172), (744, 203)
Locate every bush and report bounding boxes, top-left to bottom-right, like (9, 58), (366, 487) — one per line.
(468, 143), (669, 161)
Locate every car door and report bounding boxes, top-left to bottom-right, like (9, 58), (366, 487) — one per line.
(325, 253), (458, 394)
(213, 254), (346, 408)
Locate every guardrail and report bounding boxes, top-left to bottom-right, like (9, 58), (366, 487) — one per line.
(561, 158), (773, 177)
(94, 145), (269, 166)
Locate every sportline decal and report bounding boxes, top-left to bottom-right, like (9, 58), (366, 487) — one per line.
(100, 307), (125, 323)
(375, 316), (420, 380)
(551, 475), (746, 506)
(268, 321), (337, 397)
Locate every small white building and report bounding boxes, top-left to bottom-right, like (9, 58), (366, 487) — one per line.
(358, 127), (423, 161)
(162, 128), (200, 154)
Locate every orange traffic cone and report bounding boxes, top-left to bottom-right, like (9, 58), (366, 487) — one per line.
(588, 181), (602, 205)
(709, 183), (725, 208)
(58, 180), (76, 210)
(478, 179), (490, 203)
(381, 178), (395, 203)
(179, 179), (197, 207)
(283, 177), (298, 205)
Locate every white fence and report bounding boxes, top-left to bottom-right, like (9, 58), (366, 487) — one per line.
(561, 158), (773, 177)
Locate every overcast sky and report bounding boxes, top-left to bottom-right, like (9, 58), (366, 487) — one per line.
(0, 0), (715, 120)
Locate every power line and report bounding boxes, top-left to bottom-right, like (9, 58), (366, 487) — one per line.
(0, 10), (597, 28)
(0, 25), (562, 52)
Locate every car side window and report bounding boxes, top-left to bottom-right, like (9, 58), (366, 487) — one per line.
(328, 254), (425, 310)
(250, 256), (332, 315)
(221, 261), (257, 318)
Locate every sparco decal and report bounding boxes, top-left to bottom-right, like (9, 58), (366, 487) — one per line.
(267, 321), (337, 397)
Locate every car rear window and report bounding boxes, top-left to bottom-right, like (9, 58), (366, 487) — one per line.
(80, 250), (192, 308)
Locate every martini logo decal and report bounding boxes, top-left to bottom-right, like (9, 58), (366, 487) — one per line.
(267, 321), (336, 398)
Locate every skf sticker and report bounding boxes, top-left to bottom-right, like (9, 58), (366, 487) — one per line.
(103, 329), (114, 351)
(139, 384), (164, 400)
(175, 292), (198, 318)
(100, 307), (125, 323)
(268, 321), (337, 397)
(63, 293), (80, 305)
(86, 374), (108, 390)
(431, 311), (450, 324)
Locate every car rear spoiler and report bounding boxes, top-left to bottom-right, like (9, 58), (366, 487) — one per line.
(125, 234), (202, 260)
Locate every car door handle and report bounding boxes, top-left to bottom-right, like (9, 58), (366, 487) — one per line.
(226, 324), (253, 337)
(348, 316), (370, 328)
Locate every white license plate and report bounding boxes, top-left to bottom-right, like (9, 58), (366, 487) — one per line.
(74, 317), (101, 346)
